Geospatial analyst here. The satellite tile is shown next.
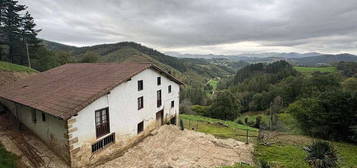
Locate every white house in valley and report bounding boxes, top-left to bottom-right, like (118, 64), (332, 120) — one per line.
(0, 63), (182, 167)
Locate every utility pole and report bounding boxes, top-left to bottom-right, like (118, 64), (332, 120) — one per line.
(25, 40), (31, 68)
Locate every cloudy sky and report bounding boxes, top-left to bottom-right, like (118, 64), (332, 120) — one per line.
(22, 0), (357, 55)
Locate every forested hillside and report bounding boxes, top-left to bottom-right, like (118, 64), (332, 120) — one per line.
(291, 53), (357, 66)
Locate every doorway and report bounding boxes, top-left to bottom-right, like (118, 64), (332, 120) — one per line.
(156, 110), (164, 128)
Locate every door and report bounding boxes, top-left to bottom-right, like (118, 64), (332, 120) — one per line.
(156, 110), (164, 128)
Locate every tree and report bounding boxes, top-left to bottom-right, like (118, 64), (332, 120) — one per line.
(80, 51), (99, 63)
(287, 90), (357, 141)
(207, 90), (240, 120)
(55, 51), (72, 65)
(31, 47), (58, 71)
(0, 0), (40, 66)
(342, 77), (357, 92)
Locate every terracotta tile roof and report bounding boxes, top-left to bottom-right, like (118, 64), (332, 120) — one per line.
(0, 63), (182, 120)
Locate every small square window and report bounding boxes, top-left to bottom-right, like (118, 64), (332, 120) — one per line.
(42, 112), (46, 122)
(32, 110), (36, 124)
(157, 77), (161, 85)
(171, 101), (174, 108)
(137, 121), (144, 134)
(138, 96), (144, 110)
(168, 85), (172, 93)
(138, 80), (143, 91)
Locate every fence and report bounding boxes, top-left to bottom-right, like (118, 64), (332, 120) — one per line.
(181, 118), (259, 144)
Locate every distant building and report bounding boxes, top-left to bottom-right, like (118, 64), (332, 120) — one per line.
(0, 63), (182, 167)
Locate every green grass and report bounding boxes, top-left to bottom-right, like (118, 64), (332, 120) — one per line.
(0, 143), (18, 168)
(181, 114), (257, 131)
(236, 112), (302, 134)
(255, 134), (357, 168)
(207, 79), (219, 90)
(0, 61), (37, 72)
(180, 114), (258, 143)
(294, 66), (336, 75)
(255, 144), (309, 168)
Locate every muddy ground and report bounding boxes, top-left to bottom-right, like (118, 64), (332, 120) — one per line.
(98, 125), (254, 168)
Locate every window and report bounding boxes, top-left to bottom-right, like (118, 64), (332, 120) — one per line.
(95, 108), (110, 138)
(168, 85), (172, 93)
(138, 96), (144, 110)
(137, 121), (144, 134)
(157, 90), (162, 107)
(42, 112), (46, 122)
(138, 80), (143, 91)
(32, 109), (36, 124)
(157, 77), (161, 85)
(92, 133), (115, 153)
(171, 101), (174, 108)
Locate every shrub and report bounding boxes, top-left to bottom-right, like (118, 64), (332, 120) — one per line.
(191, 105), (210, 116)
(304, 141), (338, 168)
(255, 116), (262, 128)
(259, 160), (271, 168)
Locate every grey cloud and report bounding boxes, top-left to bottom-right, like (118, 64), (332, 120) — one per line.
(22, 0), (357, 54)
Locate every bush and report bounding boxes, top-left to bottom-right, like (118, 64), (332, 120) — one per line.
(305, 141), (338, 168)
(191, 105), (210, 116)
(255, 116), (262, 128)
(286, 90), (357, 141)
(259, 160), (271, 168)
(207, 90), (241, 120)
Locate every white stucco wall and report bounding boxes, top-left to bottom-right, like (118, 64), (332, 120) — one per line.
(0, 99), (69, 161)
(69, 68), (180, 166)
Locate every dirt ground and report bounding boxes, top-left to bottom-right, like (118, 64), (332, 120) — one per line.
(98, 125), (254, 168)
(0, 114), (69, 168)
(0, 71), (35, 86)
(0, 114), (253, 168)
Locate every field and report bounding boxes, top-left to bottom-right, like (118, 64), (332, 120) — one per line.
(0, 61), (37, 72)
(294, 66), (336, 75)
(180, 114), (258, 143)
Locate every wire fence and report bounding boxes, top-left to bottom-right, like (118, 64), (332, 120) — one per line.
(181, 118), (259, 144)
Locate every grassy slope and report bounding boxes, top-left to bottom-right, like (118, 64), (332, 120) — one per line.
(181, 114), (357, 168)
(236, 112), (357, 168)
(0, 143), (18, 168)
(181, 114), (258, 143)
(255, 138), (357, 168)
(0, 61), (38, 73)
(294, 66), (336, 75)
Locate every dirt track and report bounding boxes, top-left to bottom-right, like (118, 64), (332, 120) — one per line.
(98, 125), (254, 168)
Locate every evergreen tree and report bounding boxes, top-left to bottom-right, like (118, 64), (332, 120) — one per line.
(0, 0), (40, 65)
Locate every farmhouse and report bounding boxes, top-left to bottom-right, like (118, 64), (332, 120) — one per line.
(0, 63), (182, 167)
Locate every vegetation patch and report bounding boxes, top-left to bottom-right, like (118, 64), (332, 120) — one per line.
(255, 134), (357, 168)
(0, 143), (18, 168)
(294, 66), (336, 74)
(0, 61), (37, 73)
(181, 114), (258, 143)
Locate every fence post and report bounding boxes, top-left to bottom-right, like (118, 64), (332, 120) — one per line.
(196, 121), (199, 130)
(189, 119), (191, 129)
(246, 129), (249, 144)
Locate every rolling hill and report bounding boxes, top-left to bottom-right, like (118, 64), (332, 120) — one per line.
(291, 53), (357, 66)
(43, 40), (243, 83)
